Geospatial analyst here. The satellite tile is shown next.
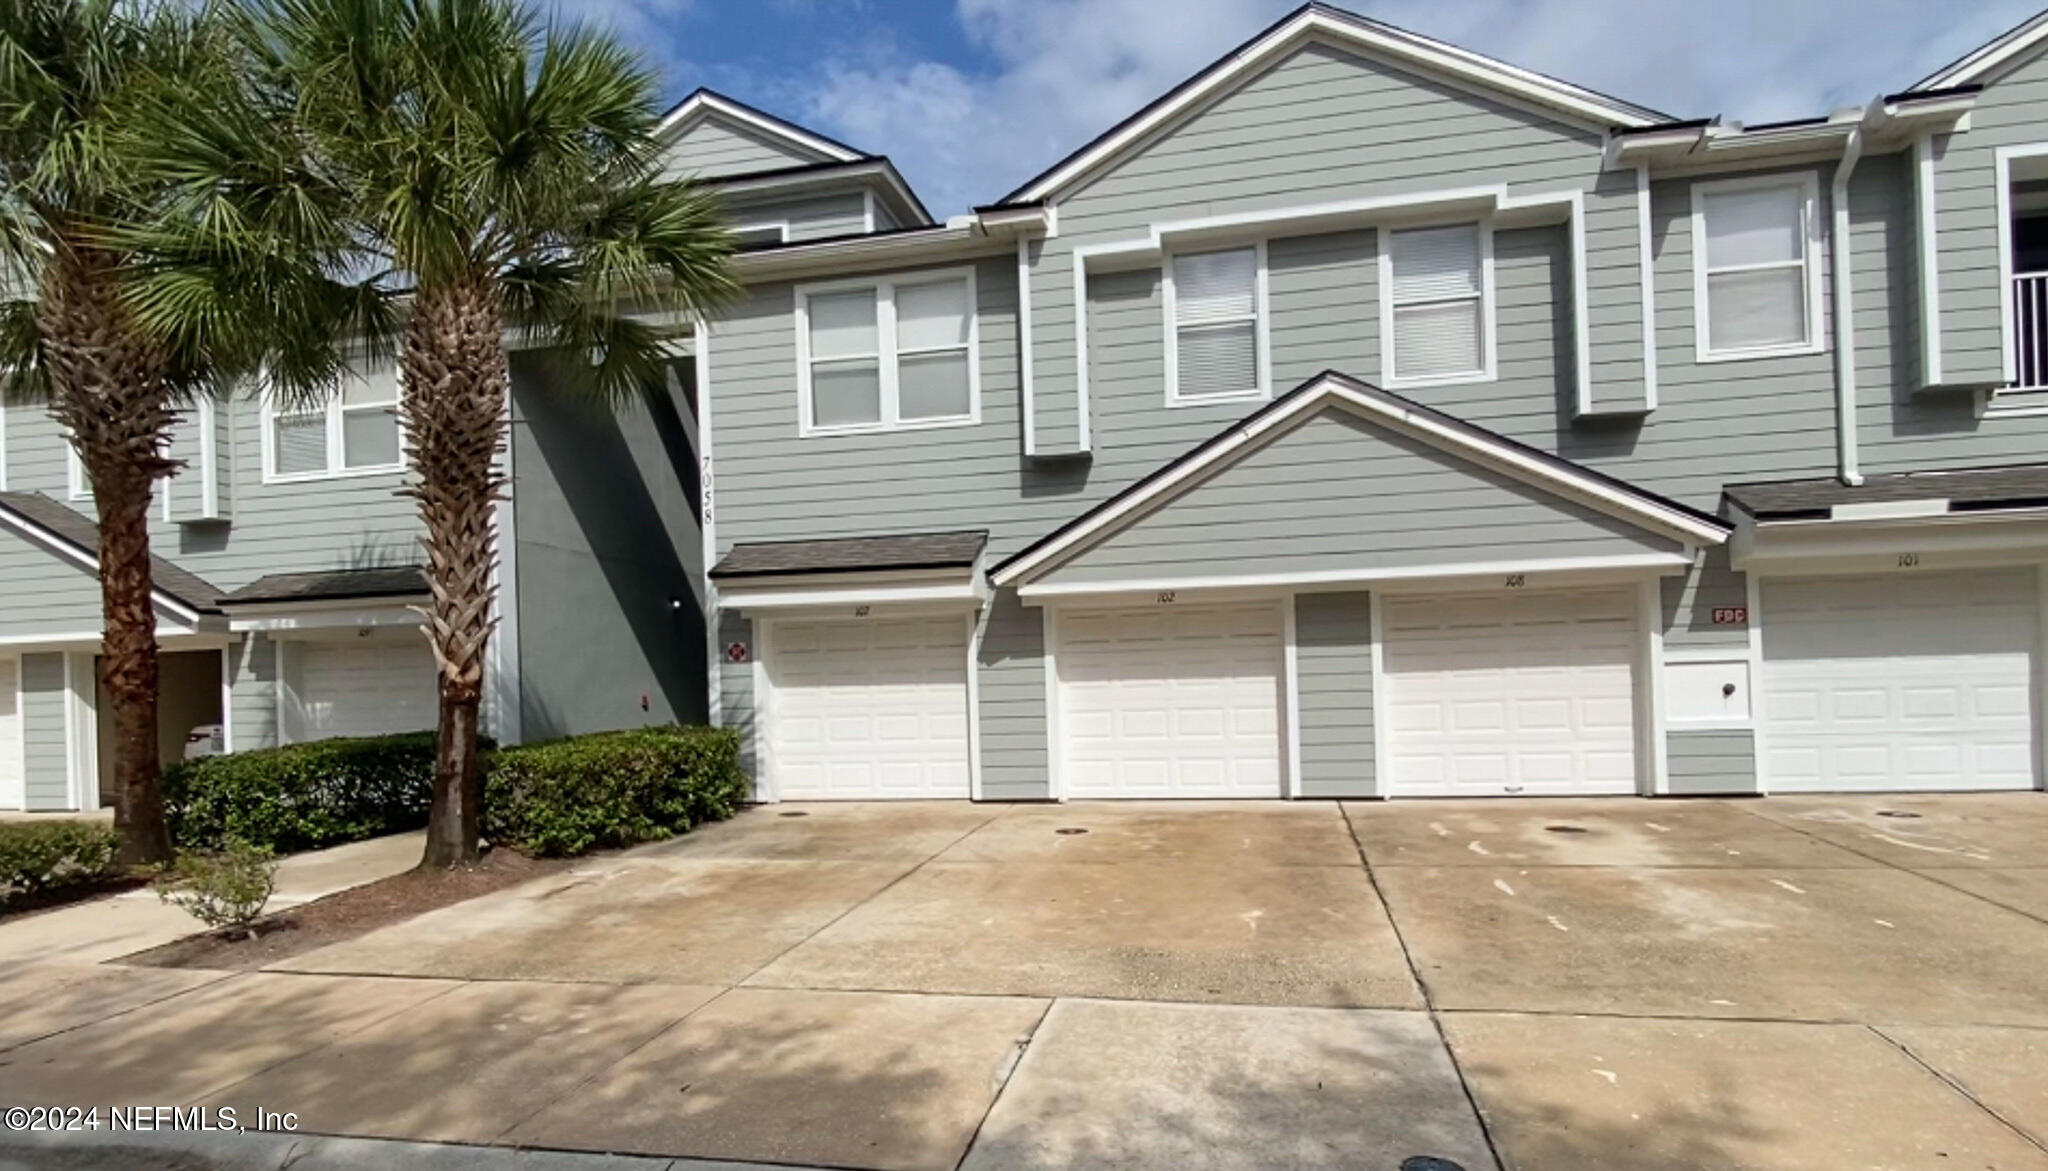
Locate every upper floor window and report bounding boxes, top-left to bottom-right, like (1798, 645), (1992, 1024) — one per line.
(1692, 175), (1823, 361)
(263, 366), (405, 482)
(1167, 245), (1267, 404)
(733, 222), (788, 249)
(797, 270), (979, 435)
(1382, 222), (1494, 386)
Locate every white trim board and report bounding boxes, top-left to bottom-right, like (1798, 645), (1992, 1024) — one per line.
(1003, 6), (1662, 205)
(656, 90), (864, 164)
(990, 373), (1728, 588)
(1016, 553), (1690, 603)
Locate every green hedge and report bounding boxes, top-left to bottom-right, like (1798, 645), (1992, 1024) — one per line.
(0, 821), (121, 901)
(485, 725), (747, 857)
(163, 731), (451, 854)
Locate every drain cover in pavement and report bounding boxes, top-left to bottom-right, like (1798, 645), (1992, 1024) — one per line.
(1055, 827), (1089, 835)
(1401, 1159), (1468, 1171)
(1545, 824), (1590, 834)
(779, 811), (810, 818)
(1876, 810), (1922, 819)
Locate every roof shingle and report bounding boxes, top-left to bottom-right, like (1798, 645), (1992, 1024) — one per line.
(219, 565), (429, 605)
(1724, 465), (2048, 519)
(710, 530), (988, 579)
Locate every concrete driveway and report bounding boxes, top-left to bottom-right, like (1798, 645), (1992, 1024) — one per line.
(3, 796), (2047, 1170)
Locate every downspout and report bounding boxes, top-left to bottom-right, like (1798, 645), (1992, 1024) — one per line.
(1831, 126), (1865, 486)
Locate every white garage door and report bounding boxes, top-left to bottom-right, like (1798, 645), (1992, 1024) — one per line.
(764, 615), (970, 800)
(1056, 602), (1283, 798)
(294, 638), (438, 740)
(1762, 570), (2037, 792)
(0, 659), (19, 809)
(1385, 588), (1639, 797)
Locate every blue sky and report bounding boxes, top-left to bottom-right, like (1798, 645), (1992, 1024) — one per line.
(570, 0), (2043, 216)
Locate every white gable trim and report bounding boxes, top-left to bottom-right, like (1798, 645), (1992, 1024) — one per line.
(1914, 11), (2048, 91)
(657, 91), (863, 164)
(989, 374), (1728, 588)
(1005, 6), (1663, 205)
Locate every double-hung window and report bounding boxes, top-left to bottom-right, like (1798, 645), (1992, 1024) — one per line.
(1168, 245), (1266, 403)
(1692, 176), (1822, 360)
(799, 270), (978, 434)
(1383, 222), (1492, 386)
(266, 365), (405, 480)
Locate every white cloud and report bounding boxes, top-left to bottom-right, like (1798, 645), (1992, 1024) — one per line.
(643, 0), (2045, 216)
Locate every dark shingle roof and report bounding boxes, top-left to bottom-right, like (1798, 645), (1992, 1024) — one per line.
(711, 530), (988, 579)
(0, 491), (221, 612)
(220, 565), (429, 605)
(1724, 465), (2048, 520)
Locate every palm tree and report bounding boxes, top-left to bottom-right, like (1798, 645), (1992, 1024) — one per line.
(0, 0), (233, 866)
(125, 0), (737, 866)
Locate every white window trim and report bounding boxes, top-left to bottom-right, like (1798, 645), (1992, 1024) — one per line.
(65, 444), (89, 501)
(1689, 172), (1827, 364)
(1377, 219), (1498, 389)
(794, 266), (982, 437)
(259, 376), (407, 484)
(1162, 240), (1271, 408)
(734, 220), (790, 246)
(1994, 142), (2048, 390)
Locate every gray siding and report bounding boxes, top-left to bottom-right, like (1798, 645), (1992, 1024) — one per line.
(978, 590), (1047, 800)
(20, 652), (67, 810)
(0, 526), (115, 635)
(727, 191), (870, 243)
(1040, 408), (1679, 586)
(226, 635), (278, 752)
(716, 610), (754, 780)
(1667, 729), (1758, 796)
(1294, 591), (1374, 798)
(663, 114), (830, 180)
(511, 354), (707, 742)
(1660, 548), (1748, 651)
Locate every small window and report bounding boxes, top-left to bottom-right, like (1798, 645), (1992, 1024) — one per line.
(265, 366), (405, 480)
(65, 444), (90, 501)
(732, 223), (787, 249)
(1169, 246), (1264, 403)
(1693, 177), (1820, 360)
(1384, 223), (1491, 385)
(798, 271), (978, 435)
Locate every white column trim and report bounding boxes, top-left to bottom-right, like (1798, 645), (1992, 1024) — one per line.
(1915, 134), (1944, 387)
(1745, 572), (1769, 796)
(1018, 237), (1037, 456)
(696, 317), (720, 726)
(274, 637), (292, 747)
(62, 652), (97, 811)
(965, 608), (985, 802)
(218, 644), (234, 755)
(1281, 593), (1301, 799)
(1366, 590), (1390, 800)
(1639, 575), (1668, 795)
(1636, 164), (1660, 411)
(1042, 605), (1063, 801)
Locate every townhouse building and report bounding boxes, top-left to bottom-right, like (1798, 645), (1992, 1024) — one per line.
(701, 5), (2048, 802)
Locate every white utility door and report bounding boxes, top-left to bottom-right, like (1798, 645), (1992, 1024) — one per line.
(764, 615), (970, 800)
(1762, 570), (2037, 792)
(1384, 587), (1639, 796)
(293, 637), (439, 740)
(0, 659), (20, 809)
(1056, 602), (1283, 798)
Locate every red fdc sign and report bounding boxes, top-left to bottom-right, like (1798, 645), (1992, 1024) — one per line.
(1711, 607), (1748, 626)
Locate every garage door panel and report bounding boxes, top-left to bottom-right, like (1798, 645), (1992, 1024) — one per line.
(1763, 570), (2037, 793)
(766, 616), (970, 801)
(1386, 587), (1639, 797)
(1057, 602), (1282, 799)
(295, 639), (436, 740)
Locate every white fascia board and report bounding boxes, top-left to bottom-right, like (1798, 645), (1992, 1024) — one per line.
(0, 625), (220, 649)
(1732, 510), (2048, 569)
(223, 599), (426, 632)
(990, 376), (1726, 587)
(1009, 11), (1659, 205)
(1018, 553), (1690, 603)
(0, 510), (209, 627)
(729, 226), (998, 282)
(1831, 498), (1949, 521)
(718, 579), (986, 614)
(658, 92), (863, 163)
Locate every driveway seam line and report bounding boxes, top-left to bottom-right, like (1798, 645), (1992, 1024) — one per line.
(1731, 803), (2048, 928)
(0, 967), (240, 1056)
(729, 809), (1010, 989)
(1865, 1024), (2048, 1156)
(950, 996), (1058, 1171)
(1341, 803), (1508, 1171)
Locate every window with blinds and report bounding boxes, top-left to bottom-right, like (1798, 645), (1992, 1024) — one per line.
(801, 271), (977, 433)
(1695, 180), (1815, 357)
(1171, 247), (1262, 401)
(1387, 223), (1488, 383)
(266, 366), (405, 480)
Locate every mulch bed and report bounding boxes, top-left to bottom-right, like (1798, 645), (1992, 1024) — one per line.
(0, 876), (154, 924)
(123, 847), (569, 972)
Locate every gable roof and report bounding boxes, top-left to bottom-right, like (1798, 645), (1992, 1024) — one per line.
(998, 2), (1671, 206)
(1912, 9), (2048, 91)
(988, 372), (1730, 588)
(656, 88), (868, 165)
(0, 491), (220, 620)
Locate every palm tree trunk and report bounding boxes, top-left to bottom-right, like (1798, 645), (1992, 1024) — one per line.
(401, 278), (510, 869)
(37, 245), (177, 867)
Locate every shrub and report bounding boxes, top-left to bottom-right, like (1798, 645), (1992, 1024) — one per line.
(0, 820), (121, 901)
(485, 725), (747, 857)
(156, 840), (277, 931)
(163, 731), (459, 854)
